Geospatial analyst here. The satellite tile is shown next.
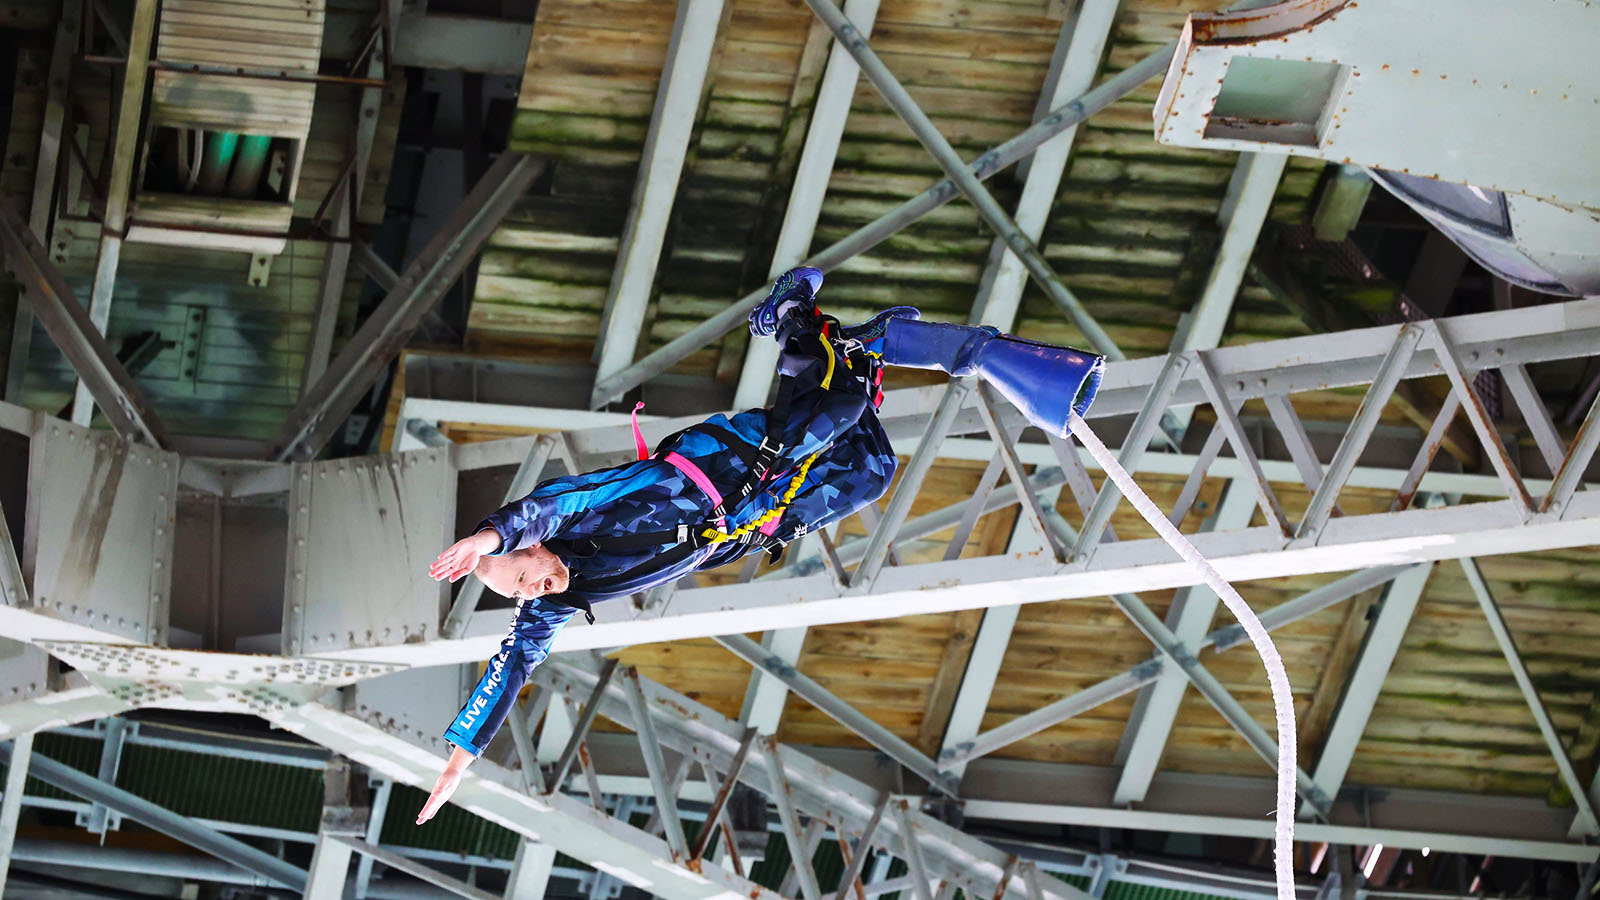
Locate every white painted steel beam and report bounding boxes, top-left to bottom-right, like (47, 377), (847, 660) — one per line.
(961, 800), (1598, 864)
(336, 838), (505, 900)
(306, 830), (357, 900)
(936, 486), (1062, 783)
(304, 39), (389, 394)
(1112, 480), (1255, 804)
(1168, 152), (1289, 434)
(739, 626), (808, 735)
(717, 634), (956, 796)
(734, 0), (881, 409)
(0, 199), (170, 447)
(1459, 558), (1600, 837)
(73, 0), (158, 427)
(801, 0), (1122, 360)
(0, 739), (308, 890)
(532, 657), (1095, 900)
(590, 0), (728, 408)
(970, 0), (1121, 331)
(383, 489), (1600, 667)
(0, 732), (33, 897)
(505, 841), (557, 900)
(273, 154), (545, 460)
(4, 3), (80, 402)
(589, 31), (1192, 404)
(1299, 561), (1434, 819)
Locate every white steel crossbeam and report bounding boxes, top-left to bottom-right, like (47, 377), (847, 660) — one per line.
(72, 0), (158, 427)
(4, 2), (81, 402)
(734, 0), (881, 409)
(1299, 561), (1434, 819)
(590, 0), (729, 408)
(935, 486), (1062, 783)
(970, 0), (1121, 331)
(532, 656), (1095, 900)
(391, 488), (1600, 664)
(1112, 480), (1256, 804)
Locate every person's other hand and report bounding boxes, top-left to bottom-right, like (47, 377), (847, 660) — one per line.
(429, 530), (501, 583)
(417, 747), (475, 825)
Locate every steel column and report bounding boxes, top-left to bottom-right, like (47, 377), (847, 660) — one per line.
(1459, 558), (1600, 836)
(970, 0), (1121, 330)
(1193, 353), (1290, 535)
(622, 667), (690, 857)
(5, 3), (81, 401)
(738, 626), (808, 734)
(734, 0), (882, 408)
(854, 380), (974, 588)
(505, 841), (557, 900)
(306, 831), (357, 900)
(0, 741), (308, 890)
(589, 33), (1185, 403)
(0, 195), (169, 447)
(801, 0), (1121, 360)
(716, 633), (958, 797)
(765, 735), (824, 900)
(354, 778), (396, 899)
(1177, 154), (1288, 355)
(1296, 324), (1422, 540)
(1112, 481), (1256, 804)
(1427, 322), (1533, 514)
(590, 0), (729, 407)
(1545, 386), (1600, 516)
(0, 732), (34, 897)
(72, 0), (158, 426)
(305, 43), (389, 393)
(274, 154), (545, 460)
(1299, 561), (1434, 819)
(936, 486), (1062, 781)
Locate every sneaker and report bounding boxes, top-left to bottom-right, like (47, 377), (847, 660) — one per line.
(749, 266), (824, 337)
(839, 306), (921, 347)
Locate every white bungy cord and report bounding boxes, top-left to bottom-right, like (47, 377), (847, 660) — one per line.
(1067, 414), (1297, 900)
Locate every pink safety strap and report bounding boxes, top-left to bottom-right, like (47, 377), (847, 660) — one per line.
(630, 401), (648, 461)
(758, 517), (781, 536)
(660, 451), (727, 528)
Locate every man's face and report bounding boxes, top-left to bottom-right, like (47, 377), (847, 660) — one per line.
(475, 544), (570, 602)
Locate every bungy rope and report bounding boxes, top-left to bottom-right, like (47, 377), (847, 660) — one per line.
(1067, 414), (1297, 900)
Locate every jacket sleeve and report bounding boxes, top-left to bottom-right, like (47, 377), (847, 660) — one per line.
(477, 459), (666, 555)
(443, 598), (577, 757)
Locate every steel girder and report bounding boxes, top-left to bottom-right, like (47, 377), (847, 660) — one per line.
(0, 197), (170, 448)
(2, 301), (1600, 872)
(272, 153), (546, 461)
(4, 302), (1600, 666)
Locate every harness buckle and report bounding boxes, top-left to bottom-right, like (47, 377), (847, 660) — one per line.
(752, 437), (784, 478)
(676, 524), (691, 543)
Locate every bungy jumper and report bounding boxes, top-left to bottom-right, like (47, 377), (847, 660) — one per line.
(437, 268), (1300, 893)
(440, 266), (1106, 757)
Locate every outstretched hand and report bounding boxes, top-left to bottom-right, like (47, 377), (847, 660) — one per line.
(429, 530), (501, 583)
(417, 746), (475, 825)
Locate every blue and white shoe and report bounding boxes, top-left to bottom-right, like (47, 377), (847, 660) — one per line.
(839, 306), (921, 353)
(749, 267), (824, 338)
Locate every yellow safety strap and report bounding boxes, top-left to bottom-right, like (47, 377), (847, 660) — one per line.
(702, 449), (823, 544)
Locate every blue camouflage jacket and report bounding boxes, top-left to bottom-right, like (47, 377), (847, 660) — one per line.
(444, 326), (897, 757)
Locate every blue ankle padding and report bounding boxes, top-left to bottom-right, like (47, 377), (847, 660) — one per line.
(882, 319), (1104, 437)
(882, 319), (995, 376)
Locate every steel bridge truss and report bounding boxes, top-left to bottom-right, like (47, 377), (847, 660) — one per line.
(0, 298), (1595, 898)
(3, 0), (1600, 892)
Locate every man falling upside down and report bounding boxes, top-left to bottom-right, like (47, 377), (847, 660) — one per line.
(415, 267), (1104, 824)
